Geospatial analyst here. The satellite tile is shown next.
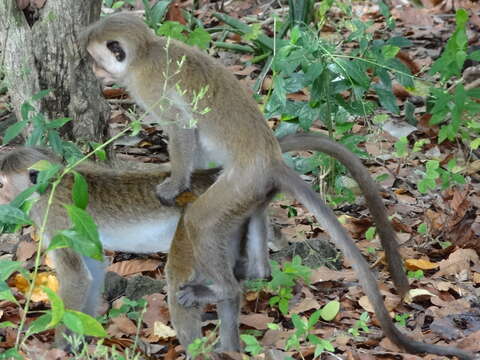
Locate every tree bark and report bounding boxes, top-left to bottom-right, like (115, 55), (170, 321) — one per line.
(0, 0), (110, 144)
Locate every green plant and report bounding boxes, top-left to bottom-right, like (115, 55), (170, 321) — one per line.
(268, 255), (311, 314)
(286, 310), (335, 358)
(2, 90), (83, 162)
(427, 9), (480, 153)
(348, 311), (370, 337)
(417, 159), (465, 194)
(141, 0), (212, 50)
(103, 0), (135, 9)
(395, 313), (410, 327)
(66, 333), (142, 360)
(262, 12), (413, 204)
(187, 326), (218, 360)
(156, 22), (211, 50)
(407, 269), (424, 279)
(241, 334), (263, 356)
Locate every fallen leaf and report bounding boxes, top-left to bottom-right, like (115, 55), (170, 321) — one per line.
(404, 288), (436, 304)
(240, 313), (274, 330)
(107, 259), (161, 276)
(111, 315), (137, 335)
(16, 241), (37, 262)
(14, 272), (59, 302)
(358, 295), (374, 313)
(405, 258), (439, 271)
(310, 266), (356, 283)
(154, 321), (176, 339)
(143, 294), (170, 331)
(434, 248), (479, 278)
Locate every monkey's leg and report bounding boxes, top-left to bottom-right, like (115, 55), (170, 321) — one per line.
(177, 172), (269, 307)
(81, 256), (107, 315)
(156, 127), (197, 206)
(244, 203), (274, 280)
(52, 249), (93, 348)
(216, 296), (241, 352)
(166, 221), (204, 354)
(167, 279), (203, 353)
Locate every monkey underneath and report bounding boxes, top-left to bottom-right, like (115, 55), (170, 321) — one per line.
(0, 147), (266, 349)
(82, 14), (473, 358)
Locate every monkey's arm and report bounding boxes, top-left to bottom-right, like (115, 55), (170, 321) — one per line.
(278, 133), (409, 297)
(155, 125), (197, 206)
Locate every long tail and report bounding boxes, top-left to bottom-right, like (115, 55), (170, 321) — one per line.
(278, 133), (409, 297)
(276, 163), (474, 359)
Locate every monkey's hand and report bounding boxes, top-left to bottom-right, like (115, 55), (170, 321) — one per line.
(155, 177), (190, 206)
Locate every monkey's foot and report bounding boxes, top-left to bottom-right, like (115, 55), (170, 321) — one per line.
(155, 178), (189, 206)
(177, 283), (216, 308)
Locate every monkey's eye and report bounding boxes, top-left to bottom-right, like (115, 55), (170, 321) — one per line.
(29, 170), (39, 185)
(106, 40), (125, 62)
(0, 182), (3, 189)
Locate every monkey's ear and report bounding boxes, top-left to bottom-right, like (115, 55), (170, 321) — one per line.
(28, 169), (39, 185)
(106, 40), (126, 62)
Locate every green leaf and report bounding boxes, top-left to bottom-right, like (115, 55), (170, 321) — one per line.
(382, 45), (400, 59)
(20, 102), (35, 122)
(3, 120), (28, 145)
(47, 131), (63, 155)
(0, 205), (32, 225)
(373, 84), (399, 114)
(418, 178), (436, 193)
(320, 300), (340, 321)
(0, 321), (16, 329)
(72, 172), (89, 210)
(418, 223), (427, 235)
(46, 117), (71, 129)
(0, 260), (24, 281)
(130, 121), (142, 137)
(29, 160), (54, 172)
(57, 229), (103, 261)
(27, 313), (52, 336)
(63, 310), (107, 337)
(365, 227), (376, 241)
(31, 89), (52, 101)
(186, 27), (211, 50)
(64, 205), (102, 259)
(90, 142), (107, 162)
(0, 348), (23, 359)
(112, 1), (125, 8)
(468, 50), (480, 61)
(0, 282), (17, 304)
(148, 0), (171, 26)
(45, 233), (72, 252)
(470, 137), (480, 150)
(156, 21), (187, 42)
(279, 297), (289, 315)
(43, 287), (64, 328)
(308, 309), (322, 328)
(335, 59), (370, 89)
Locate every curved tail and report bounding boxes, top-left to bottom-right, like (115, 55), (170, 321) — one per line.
(276, 163), (473, 359)
(278, 133), (409, 297)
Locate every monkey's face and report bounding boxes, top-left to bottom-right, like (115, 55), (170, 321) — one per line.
(87, 39), (128, 85)
(0, 172), (31, 205)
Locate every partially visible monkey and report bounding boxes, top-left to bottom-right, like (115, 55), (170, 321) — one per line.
(0, 147), (221, 348)
(81, 14), (473, 359)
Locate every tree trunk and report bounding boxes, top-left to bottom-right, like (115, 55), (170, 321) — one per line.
(0, 0), (110, 144)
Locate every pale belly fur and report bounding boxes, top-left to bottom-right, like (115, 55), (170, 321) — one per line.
(98, 213), (181, 253)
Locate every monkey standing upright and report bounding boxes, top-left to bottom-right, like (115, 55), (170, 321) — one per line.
(82, 14), (473, 359)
